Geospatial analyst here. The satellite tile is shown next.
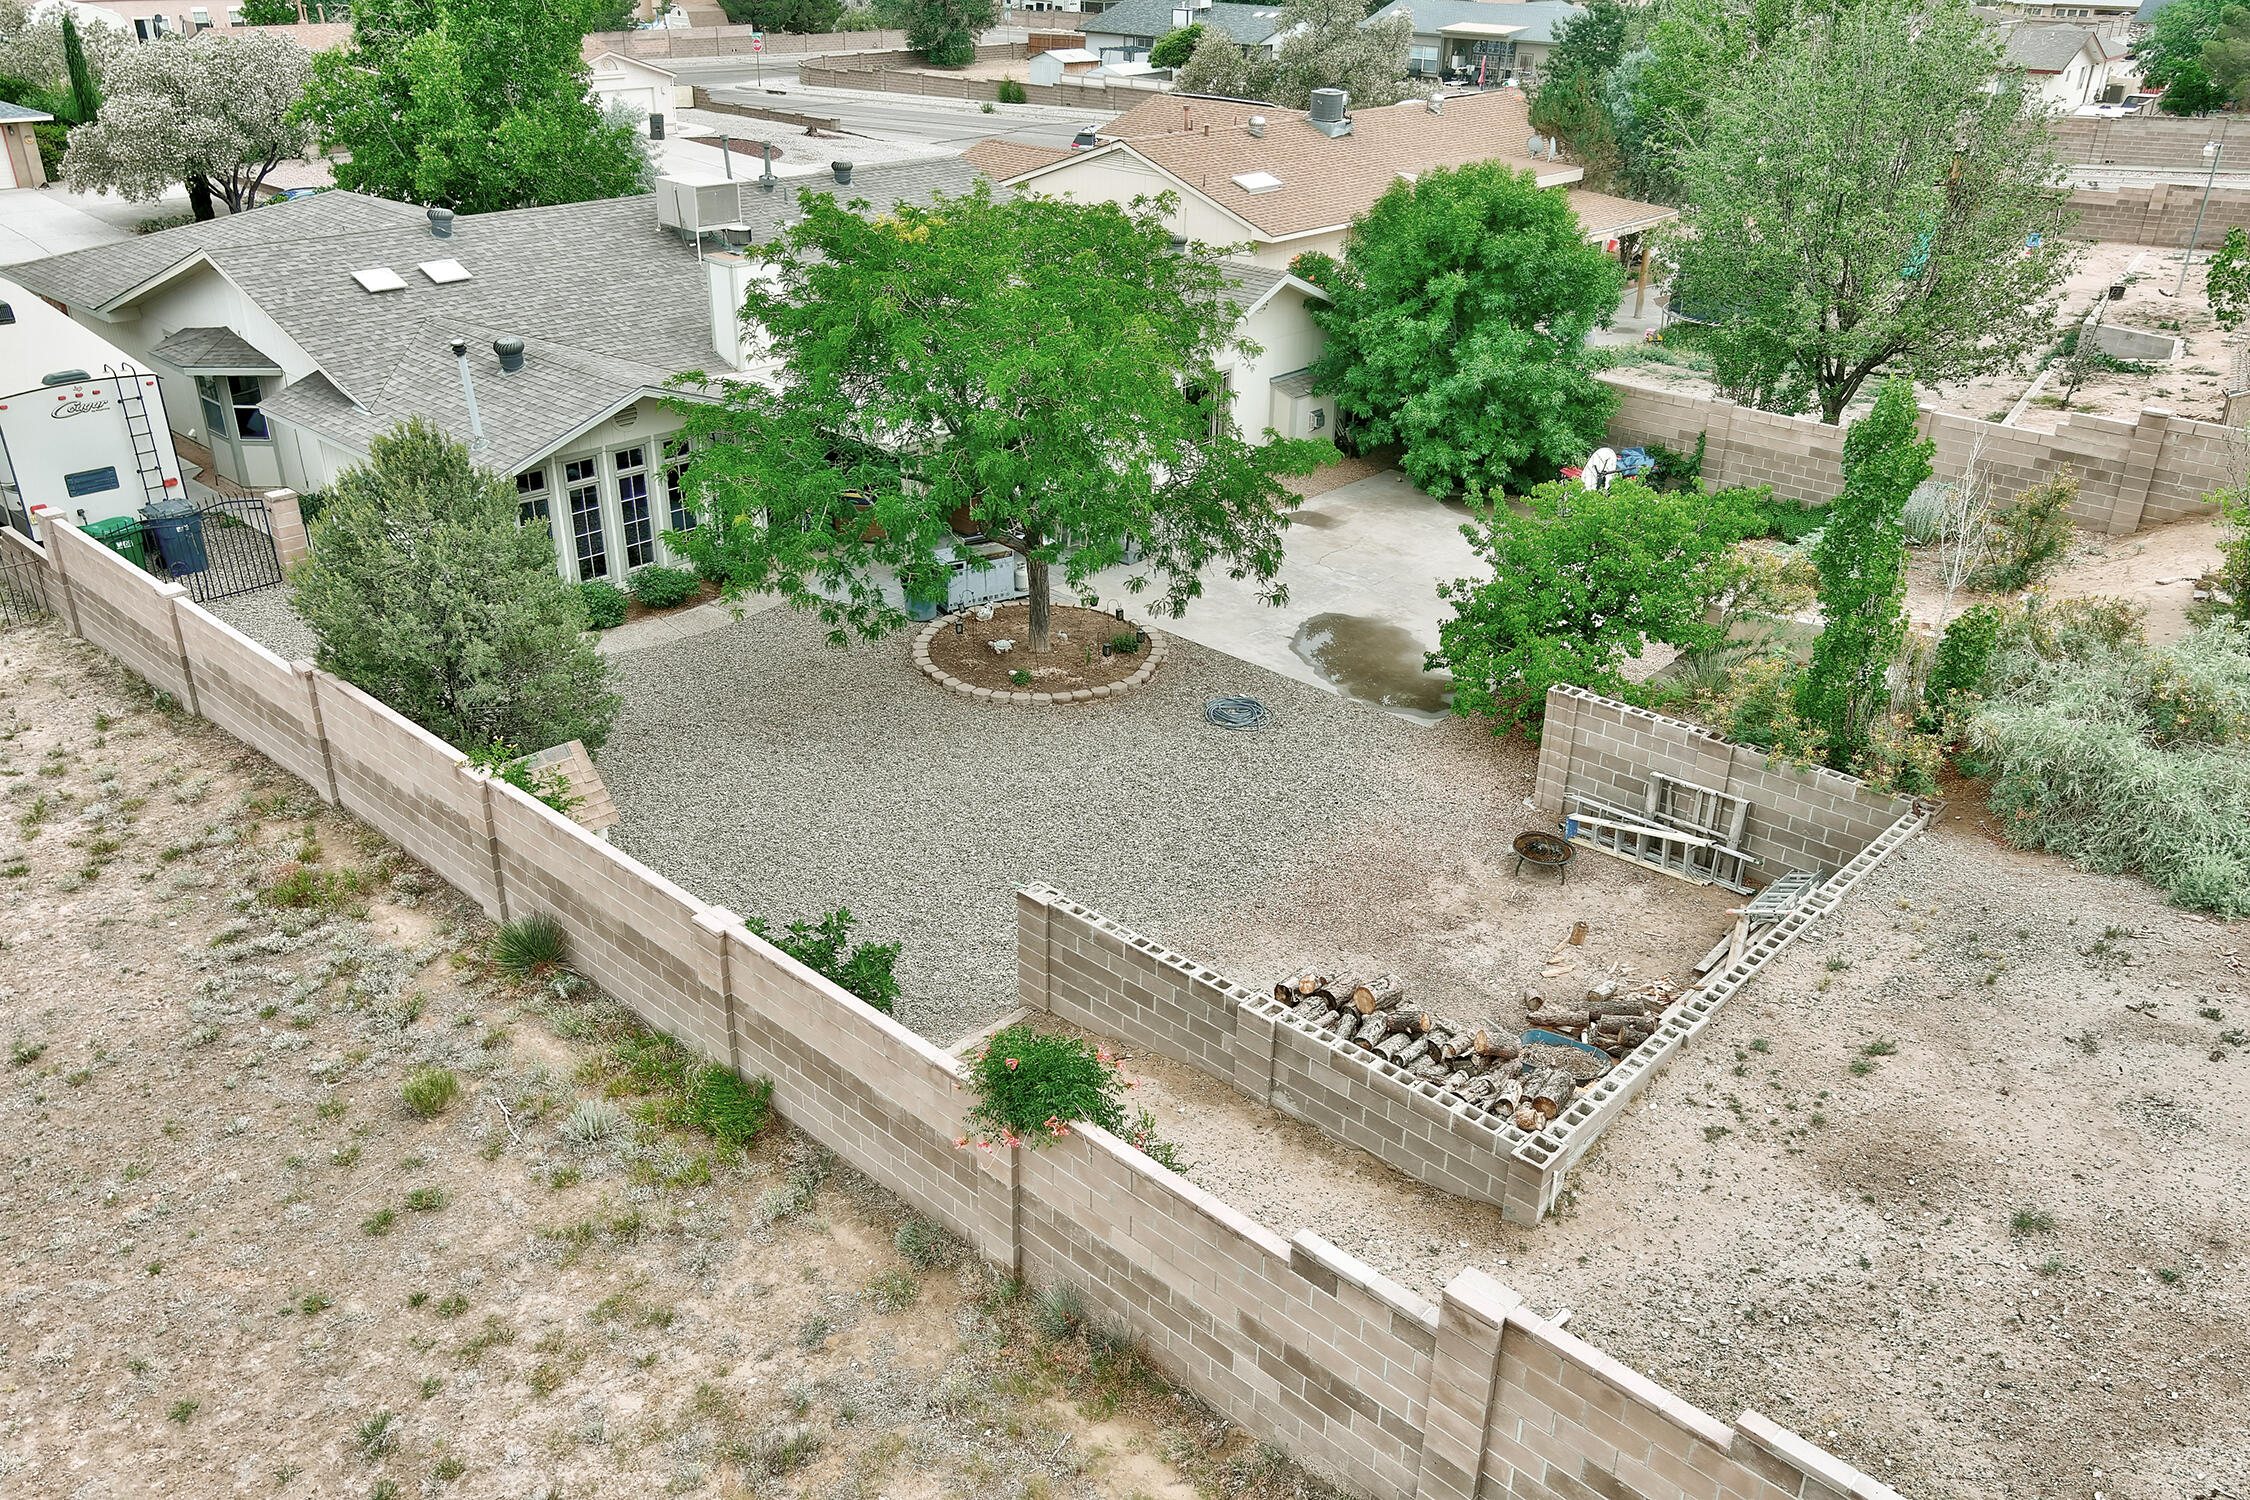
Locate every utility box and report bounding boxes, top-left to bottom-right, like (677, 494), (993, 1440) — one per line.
(0, 275), (185, 534)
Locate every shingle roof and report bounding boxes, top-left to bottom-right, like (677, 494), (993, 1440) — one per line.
(1073, 89), (1579, 239)
(1563, 188), (1677, 243)
(1366, 0), (1584, 46)
(961, 138), (1075, 180)
(1080, 0), (1290, 45)
(2001, 21), (2099, 71)
(10, 159), (997, 473)
(150, 326), (283, 374)
(0, 100), (54, 123)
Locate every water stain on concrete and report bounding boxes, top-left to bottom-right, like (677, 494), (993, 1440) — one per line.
(1289, 612), (1453, 720)
(1290, 509), (1345, 530)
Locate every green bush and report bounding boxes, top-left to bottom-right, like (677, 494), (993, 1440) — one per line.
(491, 913), (567, 980)
(1106, 632), (1140, 655)
(925, 30), (975, 66)
(964, 1026), (1125, 1147)
(744, 908), (901, 1015)
(467, 739), (581, 815)
(1920, 604), (2005, 732)
(996, 77), (1025, 103)
(1643, 432), (1706, 493)
(627, 564), (700, 610)
(2214, 484), (2250, 621)
(1748, 491), (1826, 543)
(579, 580), (629, 629)
(1977, 469), (2077, 593)
(401, 1066), (461, 1120)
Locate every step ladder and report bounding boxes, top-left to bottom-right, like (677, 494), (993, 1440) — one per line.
(1694, 868), (1820, 977)
(106, 363), (175, 513)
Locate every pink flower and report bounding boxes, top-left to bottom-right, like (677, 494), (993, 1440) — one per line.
(1005, 1057), (1020, 1071)
(953, 1136), (968, 1148)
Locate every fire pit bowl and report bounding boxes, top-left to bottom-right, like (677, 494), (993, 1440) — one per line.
(1513, 831), (1575, 884)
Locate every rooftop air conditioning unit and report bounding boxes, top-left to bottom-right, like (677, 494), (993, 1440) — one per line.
(656, 175), (741, 238)
(1308, 88), (1351, 137)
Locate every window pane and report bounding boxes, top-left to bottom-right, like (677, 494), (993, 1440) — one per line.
(619, 471), (653, 568)
(196, 376), (226, 439)
(569, 473), (606, 580)
(614, 447), (645, 473)
(665, 460), (694, 533)
(516, 469), (549, 525)
(229, 375), (268, 441)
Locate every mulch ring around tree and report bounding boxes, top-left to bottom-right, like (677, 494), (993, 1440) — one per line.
(919, 601), (1160, 702)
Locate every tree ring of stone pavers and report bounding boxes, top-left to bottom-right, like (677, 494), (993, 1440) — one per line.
(912, 617), (1167, 705)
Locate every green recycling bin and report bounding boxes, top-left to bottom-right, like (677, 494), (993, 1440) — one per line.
(83, 515), (148, 572)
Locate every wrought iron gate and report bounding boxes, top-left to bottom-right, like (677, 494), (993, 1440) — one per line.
(0, 544), (49, 629)
(129, 491), (284, 604)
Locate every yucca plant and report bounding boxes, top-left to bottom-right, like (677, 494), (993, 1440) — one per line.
(491, 913), (567, 981)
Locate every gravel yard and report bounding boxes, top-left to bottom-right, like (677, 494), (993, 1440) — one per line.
(599, 606), (1735, 1048)
(1076, 816), (2250, 1500)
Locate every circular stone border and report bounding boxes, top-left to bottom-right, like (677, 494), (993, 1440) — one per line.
(914, 614), (1167, 705)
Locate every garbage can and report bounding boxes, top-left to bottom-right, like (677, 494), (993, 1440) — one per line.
(83, 514), (148, 572)
(139, 498), (208, 579)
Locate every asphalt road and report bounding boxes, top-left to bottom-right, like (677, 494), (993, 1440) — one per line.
(668, 48), (1112, 151)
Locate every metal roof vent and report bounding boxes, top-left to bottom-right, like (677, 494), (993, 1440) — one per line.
(493, 336), (525, 373)
(1427, 93), (1443, 114)
(831, 160), (853, 184)
(1308, 88), (1350, 137)
(427, 205), (454, 238)
(42, 369), (90, 386)
(0, 301), (13, 325)
(1231, 170), (1283, 195)
(351, 267), (407, 293)
(1247, 115), (1266, 138)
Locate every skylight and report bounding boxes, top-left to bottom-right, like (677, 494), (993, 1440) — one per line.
(418, 259), (472, 285)
(351, 267), (407, 293)
(1231, 170), (1284, 195)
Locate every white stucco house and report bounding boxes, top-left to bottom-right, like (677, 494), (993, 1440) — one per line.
(588, 51), (684, 138)
(1998, 21), (2119, 110)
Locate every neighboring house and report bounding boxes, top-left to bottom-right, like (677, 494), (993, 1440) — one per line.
(1080, 0), (1289, 63)
(1989, 0), (2139, 41)
(0, 101), (52, 191)
(1998, 20), (2119, 109)
(1364, 0), (1585, 87)
(963, 89), (1673, 272)
(5, 161), (990, 586)
(589, 51), (682, 138)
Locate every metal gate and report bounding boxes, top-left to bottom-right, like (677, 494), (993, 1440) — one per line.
(0, 544), (50, 629)
(128, 491), (284, 604)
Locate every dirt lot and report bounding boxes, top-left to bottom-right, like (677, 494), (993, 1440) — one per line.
(0, 622), (1330, 1500)
(1903, 510), (2230, 646)
(1071, 816), (2250, 1500)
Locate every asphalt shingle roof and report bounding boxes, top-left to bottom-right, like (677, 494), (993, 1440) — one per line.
(0, 100), (55, 123)
(2001, 21), (2099, 71)
(149, 326), (283, 373)
(1366, 0), (1584, 46)
(1081, 0), (1290, 45)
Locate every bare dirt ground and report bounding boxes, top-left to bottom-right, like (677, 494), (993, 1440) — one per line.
(1066, 816), (2250, 1500)
(0, 621), (1333, 1500)
(1904, 510), (2230, 645)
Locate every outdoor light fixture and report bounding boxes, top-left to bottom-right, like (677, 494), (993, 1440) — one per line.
(1114, 607), (1125, 621)
(1135, 628), (1148, 649)
(1101, 642), (1112, 659)
(954, 618), (964, 635)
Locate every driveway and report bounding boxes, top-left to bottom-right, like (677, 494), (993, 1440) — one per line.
(0, 185), (187, 267)
(1089, 466), (1485, 720)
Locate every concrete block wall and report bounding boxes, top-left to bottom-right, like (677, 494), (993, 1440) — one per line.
(22, 528), (1902, 1500)
(2066, 183), (2250, 248)
(1019, 886), (1552, 1223)
(1601, 377), (2231, 536)
(2050, 114), (2250, 169)
(1533, 686), (1913, 881)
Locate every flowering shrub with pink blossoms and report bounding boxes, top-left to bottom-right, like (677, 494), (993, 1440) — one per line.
(958, 1024), (1187, 1173)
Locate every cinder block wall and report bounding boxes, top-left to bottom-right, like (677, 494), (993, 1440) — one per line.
(1019, 887), (1552, 1223)
(2050, 114), (2250, 169)
(1602, 377), (2231, 535)
(1533, 686), (1914, 881)
(19, 528), (1903, 1500)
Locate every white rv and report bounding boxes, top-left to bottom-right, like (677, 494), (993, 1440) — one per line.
(0, 276), (186, 536)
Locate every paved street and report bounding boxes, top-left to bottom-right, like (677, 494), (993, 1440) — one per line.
(0, 185), (184, 267)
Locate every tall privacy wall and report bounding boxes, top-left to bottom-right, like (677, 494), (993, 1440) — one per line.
(1600, 376), (2234, 534)
(2068, 183), (2250, 249)
(10, 519), (1903, 1500)
(2051, 114), (2250, 170)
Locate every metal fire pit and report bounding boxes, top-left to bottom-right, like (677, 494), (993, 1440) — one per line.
(1513, 831), (1576, 885)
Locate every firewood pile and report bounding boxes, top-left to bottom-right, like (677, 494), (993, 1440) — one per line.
(1270, 966), (1686, 1135)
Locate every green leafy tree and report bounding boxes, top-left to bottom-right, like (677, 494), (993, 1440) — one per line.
(297, 0), (648, 212)
(63, 31), (310, 219)
(2202, 2), (2250, 101)
(668, 183), (1326, 655)
(1528, 63), (1621, 186)
(59, 13), (95, 121)
(1671, 0), (2072, 424)
(1149, 22), (1204, 67)
(719, 0), (845, 30)
(745, 909), (901, 1014)
(1794, 379), (1930, 763)
(241, 0), (303, 23)
(2139, 0), (2231, 112)
(291, 418), (621, 753)
(1175, 23), (1253, 95)
(895, 0), (997, 66)
(1630, 0), (1804, 201)
(1299, 161), (1624, 494)
(0, 0), (125, 126)
(1261, 0), (1417, 108)
(1430, 479), (1759, 738)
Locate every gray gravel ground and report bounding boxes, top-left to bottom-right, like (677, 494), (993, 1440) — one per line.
(206, 582), (317, 663)
(595, 605), (1600, 1046)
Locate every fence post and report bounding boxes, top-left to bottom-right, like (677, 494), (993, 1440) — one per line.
(264, 489), (310, 568)
(290, 659), (342, 806)
(1415, 1270), (1521, 1500)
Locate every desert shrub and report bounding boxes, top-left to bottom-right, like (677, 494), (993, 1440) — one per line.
(560, 1098), (625, 1145)
(745, 908), (900, 1015)
(627, 564), (700, 610)
(1976, 469), (2077, 592)
(1706, 651), (1940, 794)
(996, 77), (1025, 103)
(894, 1216), (959, 1270)
(491, 913), (568, 980)
(689, 1067), (773, 1151)
(579, 579), (629, 630)
(467, 740), (580, 816)
(1901, 480), (1953, 546)
(401, 1066), (461, 1119)
(1920, 603), (2006, 732)
(2216, 484), (2250, 621)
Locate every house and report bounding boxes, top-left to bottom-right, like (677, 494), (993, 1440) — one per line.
(4, 161), (992, 586)
(1363, 0), (1586, 87)
(1080, 0), (1290, 64)
(962, 88), (1674, 272)
(1988, 0), (2140, 41)
(589, 51), (682, 138)
(1997, 20), (2119, 109)
(0, 100), (51, 191)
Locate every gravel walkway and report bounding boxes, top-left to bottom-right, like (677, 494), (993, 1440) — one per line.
(204, 582), (317, 663)
(598, 605), (1592, 1046)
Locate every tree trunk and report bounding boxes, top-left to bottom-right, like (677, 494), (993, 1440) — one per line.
(186, 173), (216, 221)
(1027, 554), (1051, 653)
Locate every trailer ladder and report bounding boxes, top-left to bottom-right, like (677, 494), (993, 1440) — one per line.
(106, 363), (173, 512)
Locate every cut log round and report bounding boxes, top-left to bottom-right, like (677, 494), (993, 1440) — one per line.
(1495, 1076), (1526, 1114)
(1527, 1007), (1591, 1034)
(1354, 1014), (1388, 1048)
(1274, 981), (1297, 1007)
(1399, 1036), (1435, 1069)
(1377, 1032), (1414, 1061)
(1530, 1067), (1576, 1115)
(1513, 1104), (1540, 1132)
(1441, 1069), (1472, 1092)
(1353, 975), (1407, 1015)
(1587, 999), (1656, 1021)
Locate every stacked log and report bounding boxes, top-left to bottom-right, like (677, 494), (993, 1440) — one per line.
(1269, 971), (1558, 1131)
(1522, 975), (1681, 1060)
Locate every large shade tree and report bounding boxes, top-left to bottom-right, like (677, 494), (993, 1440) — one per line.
(1669, 0), (2073, 424)
(667, 184), (1328, 655)
(62, 30), (310, 219)
(292, 418), (619, 754)
(2139, 0), (2231, 113)
(297, 0), (646, 212)
(1297, 161), (1623, 494)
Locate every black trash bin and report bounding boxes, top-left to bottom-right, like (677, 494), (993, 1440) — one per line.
(140, 498), (209, 579)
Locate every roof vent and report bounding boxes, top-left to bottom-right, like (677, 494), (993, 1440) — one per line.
(1247, 115), (1266, 138)
(831, 160), (853, 184)
(41, 369), (90, 386)
(352, 267), (407, 293)
(419, 258), (472, 285)
(427, 205), (454, 238)
(1308, 88), (1350, 138)
(1231, 170), (1283, 195)
(1072, 126), (1098, 148)
(494, 336), (525, 373)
